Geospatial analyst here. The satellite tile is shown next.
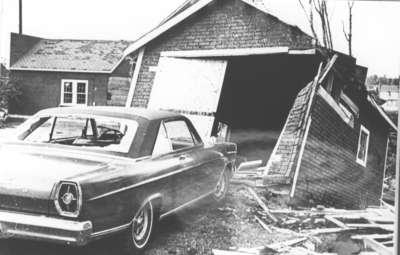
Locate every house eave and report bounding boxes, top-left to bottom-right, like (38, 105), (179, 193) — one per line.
(123, 0), (214, 58)
(9, 67), (112, 74)
(160, 48), (316, 58)
(367, 95), (397, 131)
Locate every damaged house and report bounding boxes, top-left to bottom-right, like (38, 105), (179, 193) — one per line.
(8, 33), (134, 114)
(118, 0), (395, 209)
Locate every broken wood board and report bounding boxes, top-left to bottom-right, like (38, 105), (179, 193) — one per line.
(254, 215), (272, 233)
(363, 237), (393, 255)
(213, 249), (257, 255)
(238, 160), (263, 171)
(351, 234), (393, 240)
(247, 187), (278, 222)
(301, 227), (355, 236)
(324, 215), (349, 229)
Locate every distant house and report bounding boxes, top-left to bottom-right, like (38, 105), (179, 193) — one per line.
(8, 33), (134, 114)
(120, 0), (395, 209)
(377, 85), (399, 113)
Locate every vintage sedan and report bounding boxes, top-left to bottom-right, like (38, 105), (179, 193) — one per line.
(0, 107), (236, 253)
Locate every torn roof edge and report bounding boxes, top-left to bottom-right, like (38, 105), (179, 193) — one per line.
(367, 95), (397, 131)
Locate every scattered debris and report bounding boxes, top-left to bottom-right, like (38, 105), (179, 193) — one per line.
(255, 215), (272, 234)
(247, 187), (278, 223)
(213, 185), (395, 255)
(231, 163), (265, 187)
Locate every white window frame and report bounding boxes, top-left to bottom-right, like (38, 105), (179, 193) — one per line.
(356, 125), (370, 167)
(60, 79), (89, 106)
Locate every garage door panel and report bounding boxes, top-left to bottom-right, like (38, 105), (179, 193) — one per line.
(148, 57), (227, 138)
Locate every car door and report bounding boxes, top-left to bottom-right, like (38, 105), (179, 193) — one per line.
(163, 119), (225, 205)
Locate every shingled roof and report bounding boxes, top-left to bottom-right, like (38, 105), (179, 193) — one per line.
(11, 39), (132, 73)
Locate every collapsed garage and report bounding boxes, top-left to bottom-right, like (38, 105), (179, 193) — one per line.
(215, 54), (320, 164)
(118, 0), (395, 208)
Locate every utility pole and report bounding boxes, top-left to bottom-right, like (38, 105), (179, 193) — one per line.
(19, 0), (22, 34)
(0, 0), (4, 66)
(395, 62), (400, 255)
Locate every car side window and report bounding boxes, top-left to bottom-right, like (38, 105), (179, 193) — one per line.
(164, 120), (195, 150)
(152, 123), (173, 156)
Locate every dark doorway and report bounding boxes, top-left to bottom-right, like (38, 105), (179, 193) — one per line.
(215, 54), (319, 164)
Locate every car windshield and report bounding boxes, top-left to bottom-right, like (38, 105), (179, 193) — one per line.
(13, 114), (138, 153)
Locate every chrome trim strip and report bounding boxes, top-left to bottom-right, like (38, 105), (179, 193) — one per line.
(91, 191), (214, 238)
(89, 158), (220, 201)
(5, 229), (78, 243)
(0, 210), (92, 231)
(90, 223), (131, 238)
(0, 210), (92, 245)
(159, 191), (214, 220)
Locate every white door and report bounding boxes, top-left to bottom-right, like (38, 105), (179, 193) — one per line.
(148, 57), (228, 139)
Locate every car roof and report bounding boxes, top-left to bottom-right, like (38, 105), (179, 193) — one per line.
(37, 106), (180, 122)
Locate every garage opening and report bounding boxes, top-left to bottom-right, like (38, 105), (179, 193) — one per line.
(214, 54), (320, 165)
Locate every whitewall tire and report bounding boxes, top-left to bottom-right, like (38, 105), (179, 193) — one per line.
(122, 201), (156, 254)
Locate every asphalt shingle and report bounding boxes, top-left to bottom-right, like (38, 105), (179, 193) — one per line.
(11, 39), (132, 73)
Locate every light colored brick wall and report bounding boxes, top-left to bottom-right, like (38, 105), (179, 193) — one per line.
(132, 0), (313, 107)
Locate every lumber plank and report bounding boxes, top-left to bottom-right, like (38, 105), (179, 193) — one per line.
(212, 249), (255, 255)
(346, 223), (394, 231)
(237, 160), (263, 171)
(363, 237), (393, 255)
(254, 215), (272, 233)
(324, 216), (348, 229)
(351, 234), (393, 240)
(247, 187), (278, 222)
(301, 227), (355, 236)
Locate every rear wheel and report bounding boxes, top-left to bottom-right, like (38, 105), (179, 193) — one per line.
(212, 170), (229, 202)
(121, 201), (156, 254)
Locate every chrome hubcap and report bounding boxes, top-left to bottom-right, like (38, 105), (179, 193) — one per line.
(133, 208), (149, 242)
(131, 203), (153, 249)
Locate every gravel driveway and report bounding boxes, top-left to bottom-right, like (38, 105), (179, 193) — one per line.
(0, 185), (294, 255)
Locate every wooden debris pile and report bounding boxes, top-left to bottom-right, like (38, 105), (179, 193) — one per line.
(213, 187), (395, 255)
(231, 160), (265, 187)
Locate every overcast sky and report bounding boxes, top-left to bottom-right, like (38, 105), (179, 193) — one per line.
(0, 0), (399, 77)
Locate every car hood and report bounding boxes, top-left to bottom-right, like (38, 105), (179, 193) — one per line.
(0, 143), (114, 214)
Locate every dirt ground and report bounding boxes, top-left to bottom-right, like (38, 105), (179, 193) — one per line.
(0, 185), (297, 255)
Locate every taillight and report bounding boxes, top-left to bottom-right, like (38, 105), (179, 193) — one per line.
(54, 181), (82, 218)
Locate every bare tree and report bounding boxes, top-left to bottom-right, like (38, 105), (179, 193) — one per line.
(298, 0), (320, 46)
(298, 0), (333, 50)
(343, 1), (355, 56)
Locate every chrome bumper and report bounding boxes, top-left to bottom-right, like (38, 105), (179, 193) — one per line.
(0, 210), (92, 246)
